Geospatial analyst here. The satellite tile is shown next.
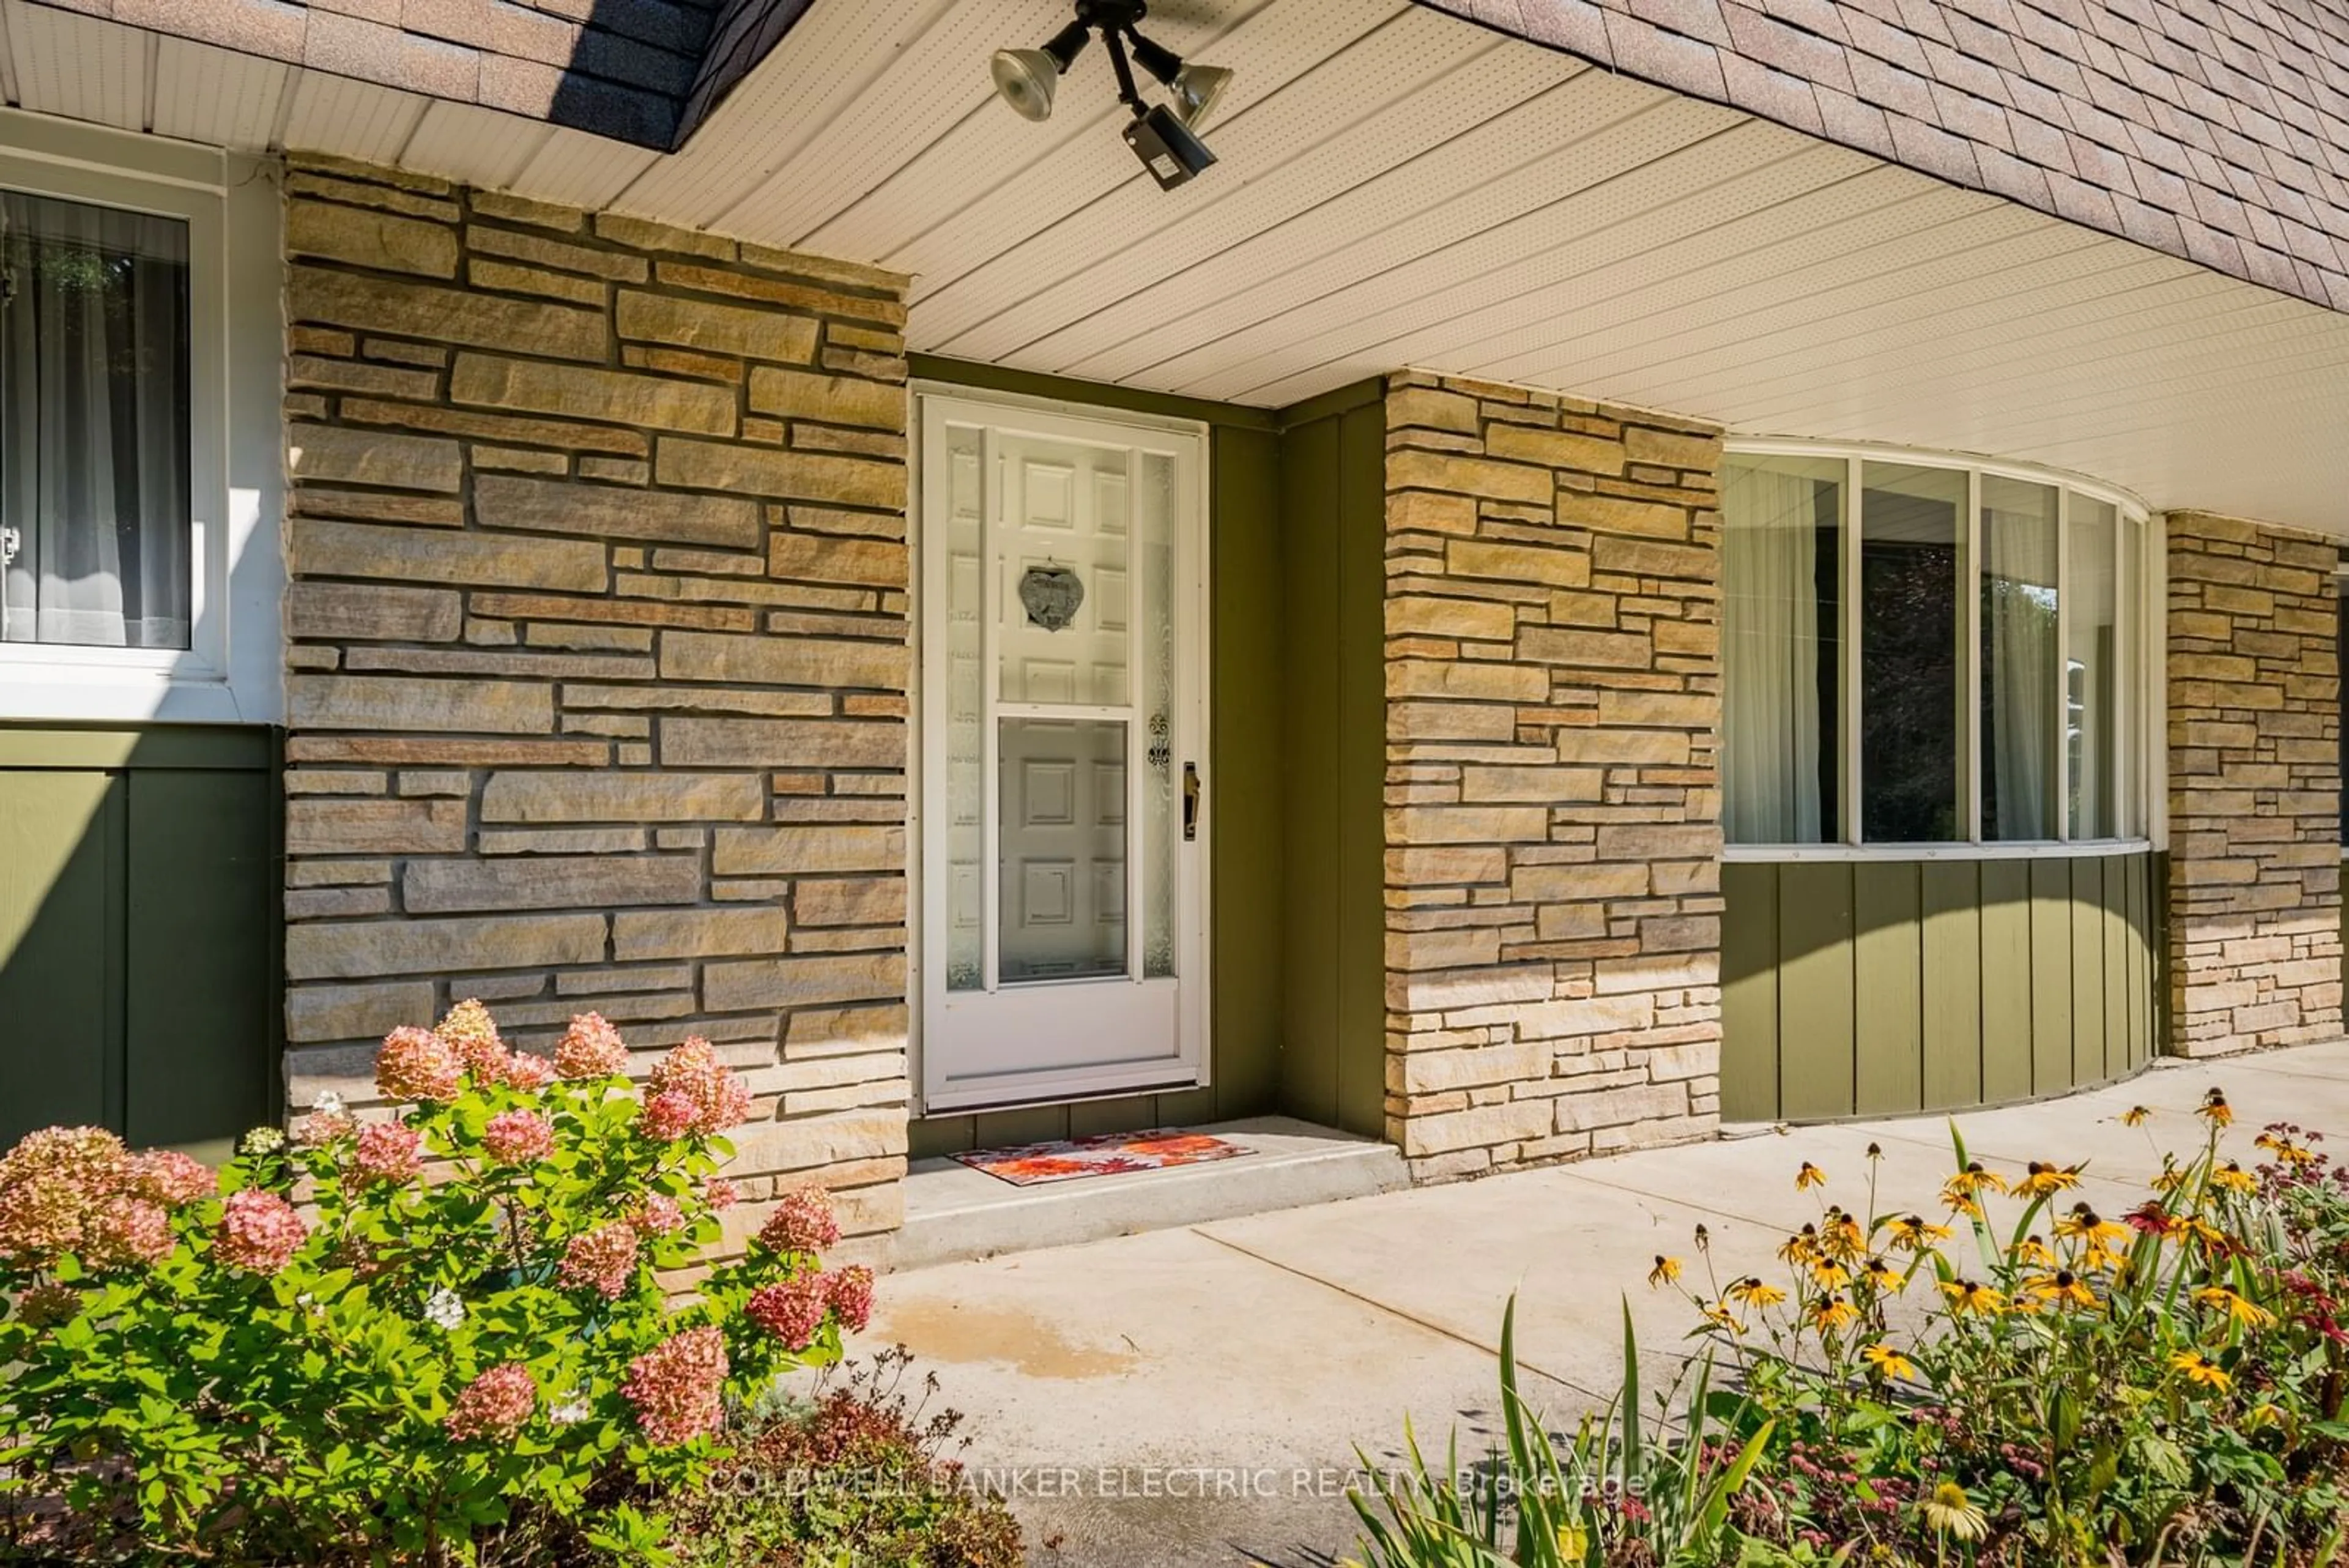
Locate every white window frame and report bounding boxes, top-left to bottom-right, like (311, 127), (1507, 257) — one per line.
(0, 111), (281, 725)
(1723, 437), (2159, 863)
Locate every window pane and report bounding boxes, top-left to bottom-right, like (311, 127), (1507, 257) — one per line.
(1723, 455), (1841, 843)
(1981, 475), (2060, 840)
(2066, 495), (2118, 838)
(0, 190), (191, 650)
(1861, 463), (1965, 842)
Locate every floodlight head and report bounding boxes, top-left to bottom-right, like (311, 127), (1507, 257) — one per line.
(1121, 102), (1216, 189)
(989, 19), (1090, 121)
(1168, 62), (1233, 127)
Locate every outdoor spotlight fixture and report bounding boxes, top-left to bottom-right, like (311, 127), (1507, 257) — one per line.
(989, 1), (1233, 190)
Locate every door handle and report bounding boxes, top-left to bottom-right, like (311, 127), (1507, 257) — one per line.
(1182, 762), (1200, 842)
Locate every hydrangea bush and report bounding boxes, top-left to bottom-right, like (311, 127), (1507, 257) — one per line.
(0, 1003), (871, 1564)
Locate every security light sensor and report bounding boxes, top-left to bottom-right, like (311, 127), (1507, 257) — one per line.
(1121, 102), (1216, 189)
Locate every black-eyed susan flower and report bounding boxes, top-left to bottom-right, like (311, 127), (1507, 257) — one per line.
(1806, 1295), (1859, 1334)
(2211, 1161), (2257, 1195)
(1811, 1259), (1854, 1292)
(2194, 1284), (2275, 1328)
(1860, 1342), (1916, 1381)
(1885, 1214), (1953, 1253)
(2013, 1235), (2056, 1268)
(1863, 1255), (1904, 1293)
(1693, 1223), (1710, 1253)
(2170, 1349), (2232, 1392)
(1940, 1278), (2006, 1316)
(2054, 1205), (2131, 1250)
(2255, 1131), (2317, 1167)
(1918, 1481), (1987, 1542)
(1647, 1255), (1682, 1289)
(2016, 1161), (2084, 1199)
(2198, 1089), (2233, 1129)
(1820, 1208), (1866, 1260)
(1866, 1142), (1883, 1161)
(1795, 1161), (1827, 1191)
(1727, 1276), (1786, 1309)
(1700, 1301), (1746, 1336)
(1945, 1162), (2008, 1198)
(2121, 1105), (2153, 1127)
(2023, 1270), (2099, 1311)
(1777, 1225), (1820, 1266)
(2153, 1165), (2188, 1194)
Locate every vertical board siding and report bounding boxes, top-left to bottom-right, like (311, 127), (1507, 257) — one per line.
(1334, 402), (1389, 1139)
(0, 728), (277, 1157)
(1721, 853), (2158, 1122)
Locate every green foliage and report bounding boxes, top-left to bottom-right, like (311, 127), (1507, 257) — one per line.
(1351, 1092), (2349, 1568)
(0, 1006), (862, 1566)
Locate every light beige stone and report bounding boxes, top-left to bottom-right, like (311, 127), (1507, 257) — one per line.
(291, 518), (607, 593)
(468, 223), (647, 281)
(615, 291), (817, 363)
(768, 532), (907, 588)
(746, 367), (906, 430)
(713, 825), (904, 877)
(612, 906), (791, 962)
(479, 771), (766, 824)
(1389, 448), (1553, 507)
(286, 913), (607, 980)
(659, 629), (907, 691)
(285, 980), (437, 1044)
(795, 877), (905, 926)
(1486, 422), (1625, 477)
(286, 582), (461, 643)
(289, 267), (604, 361)
(472, 474), (758, 550)
(287, 198), (458, 278)
(655, 438), (904, 511)
(468, 259), (604, 307)
(288, 675), (555, 735)
(703, 951), (905, 1012)
(660, 718), (902, 770)
(403, 854), (703, 913)
(289, 423), (461, 492)
(286, 798), (466, 856)
(450, 354), (737, 436)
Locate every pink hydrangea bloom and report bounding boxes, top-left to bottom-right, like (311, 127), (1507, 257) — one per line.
(639, 1092), (700, 1144)
(125, 1150), (215, 1209)
(557, 1221), (640, 1299)
(16, 1279), (80, 1329)
(554, 1013), (630, 1080)
(645, 1038), (751, 1135)
(83, 1197), (174, 1269)
(295, 1107), (356, 1148)
(502, 1051), (557, 1091)
(827, 1265), (875, 1334)
(481, 1110), (554, 1166)
(757, 1186), (841, 1255)
(436, 999), (506, 1083)
(214, 1188), (307, 1275)
(376, 1027), (464, 1104)
(445, 1362), (536, 1441)
(629, 1194), (685, 1237)
(620, 1326), (729, 1447)
(746, 1274), (829, 1350)
(351, 1121), (425, 1187)
(0, 1126), (129, 1265)
(703, 1178), (739, 1211)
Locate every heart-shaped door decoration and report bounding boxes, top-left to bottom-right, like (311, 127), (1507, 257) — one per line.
(1018, 565), (1085, 631)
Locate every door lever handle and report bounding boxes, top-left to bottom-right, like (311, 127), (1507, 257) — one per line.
(1182, 762), (1200, 842)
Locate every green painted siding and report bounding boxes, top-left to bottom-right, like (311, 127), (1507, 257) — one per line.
(908, 369), (1387, 1156)
(0, 725), (280, 1160)
(1721, 853), (2158, 1122)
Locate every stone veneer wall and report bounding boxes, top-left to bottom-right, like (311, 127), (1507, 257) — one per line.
(1381, 370), (1724, 1180)
(2166, 512), (2342, 1056)
(279, 155), (912, 1246)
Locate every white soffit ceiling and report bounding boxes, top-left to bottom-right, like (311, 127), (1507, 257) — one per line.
(4, 0), (2348, 534)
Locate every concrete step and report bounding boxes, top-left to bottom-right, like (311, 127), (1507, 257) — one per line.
(891, 1116), (1409, 1271)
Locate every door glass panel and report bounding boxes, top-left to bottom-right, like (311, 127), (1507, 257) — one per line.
(998, 717), (1128, 983)
(1138, 450), (1176, 979)
(943, 425), (985, 992)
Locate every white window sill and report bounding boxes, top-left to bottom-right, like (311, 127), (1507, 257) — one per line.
(0, 665), (266, 726)
(1724, 839), (2154, 863)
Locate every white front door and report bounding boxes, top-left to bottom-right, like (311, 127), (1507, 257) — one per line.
(915, 390), (1209, 1113)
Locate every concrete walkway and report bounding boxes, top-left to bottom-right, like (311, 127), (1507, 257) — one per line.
(866, 1044), (2349, 1567)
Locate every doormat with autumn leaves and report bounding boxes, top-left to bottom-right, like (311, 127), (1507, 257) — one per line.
(952, 1129), (1253, 1186)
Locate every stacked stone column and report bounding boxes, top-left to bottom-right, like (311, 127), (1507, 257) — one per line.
(2166, 512), (2342, 1055)
(1382, 371), (1724, 1179)
(279, 155), (912, 1245)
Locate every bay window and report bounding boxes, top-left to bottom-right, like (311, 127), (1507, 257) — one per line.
(1723, 445), (2149, 850)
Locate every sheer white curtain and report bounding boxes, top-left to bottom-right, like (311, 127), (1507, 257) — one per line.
(0, 191), (190, 650)
(1981, 481), (2058, 839)
(1723, 464), (1823, 843)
